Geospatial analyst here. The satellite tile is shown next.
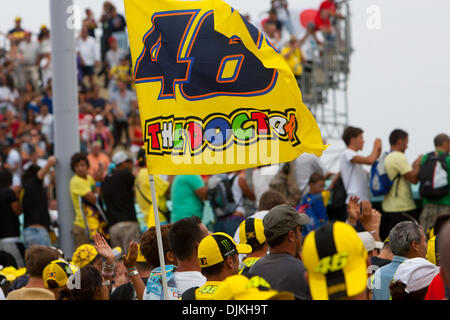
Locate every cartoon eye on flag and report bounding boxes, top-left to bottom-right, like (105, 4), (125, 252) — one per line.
(124, 0), (326, 175)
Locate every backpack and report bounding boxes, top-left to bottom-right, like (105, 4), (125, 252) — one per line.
(207, 173), (239, 219)
(418, 152), (449, 200)
(369, 152), (400, 196)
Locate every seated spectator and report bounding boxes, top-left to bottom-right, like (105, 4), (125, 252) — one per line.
(6, 246), (60, 300)
(181, 232), (252, 300)
(42, 259), (79, 298)
(297, 172), (330, 236)
(370, 221), (428, 300)
(237, 218), (268, 277)
(140, 225), (177, 300)
(390, 258), (439, 300)
(248, 204), (310, 300)
(57, 265), (109, 300)
(302, 221), (369, 300)
(88, 114), (114, 156)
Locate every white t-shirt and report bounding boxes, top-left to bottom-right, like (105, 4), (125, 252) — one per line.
(76, 36), (99, 67)
(36, 113), (54, 143)
(173, 271), (206, 296)
(339, 148), (371, 203)
(294, 153), (327, 195)
(7, 149), (21, 186)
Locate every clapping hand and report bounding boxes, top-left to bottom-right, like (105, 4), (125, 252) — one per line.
(123, 241), (138, 271)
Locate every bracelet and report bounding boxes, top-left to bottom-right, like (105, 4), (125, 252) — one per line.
(127, 267), (137, 273)
(102, 270), (114, 277)
(95, 181), (102, 187)
(103, 261), (115, 269)
(102, 280), (111, 286)
(128, 270), (139, 277)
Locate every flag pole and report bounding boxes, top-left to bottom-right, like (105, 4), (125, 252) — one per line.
(148, 174), (169, 300)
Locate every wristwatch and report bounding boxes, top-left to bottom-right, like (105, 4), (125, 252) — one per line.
(128, 270), (139, 277)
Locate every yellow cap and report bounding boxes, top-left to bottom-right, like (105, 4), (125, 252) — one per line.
(0, 266), (26, 282)
(302, 221), (368, 300)
(238, 218), (266, 248)
(214, 274), (294, 300)
(198, 232), (252, 268)
(43, 259), (79, 289)
(71, 244), (98, 268)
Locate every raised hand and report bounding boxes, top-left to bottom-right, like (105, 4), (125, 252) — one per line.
(123, 241), (138, 270)
(93, 233), (115, 265)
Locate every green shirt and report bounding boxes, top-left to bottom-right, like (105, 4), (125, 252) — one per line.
(170, 175), (205, 222)
(421, 150), (450, 206)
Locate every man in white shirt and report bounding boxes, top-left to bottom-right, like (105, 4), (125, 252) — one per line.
(77, 26), (99, 87)
(18, 32), (40, 90)
(35, 103), (54, 146)
(167, 216), (210, 296)
(339, 126), (382, 203)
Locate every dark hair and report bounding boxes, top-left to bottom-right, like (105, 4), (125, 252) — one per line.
(57, 266), (103, 300)
(25, 246), (60, 278)
(342, 126), (363, 146)
(389, 280), (428, 300)
(434, 214), (450, 236)
(21, 164), (41, 186)
(0, 169), (13, 189)
(434, 133), (450, 148)
(140, 224), (172, 269)
(258, 190), (288, 211)
(70, 152), (90, 172)
(169, 216), (205, 261)
(200, 254), (238, 278)
(309, 172), (325, 184)
(389, 129), (408, 146)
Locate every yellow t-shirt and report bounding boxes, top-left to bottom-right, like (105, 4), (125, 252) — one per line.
(281, 46), (303, 76)
(382, 151), (416, 212)
(135, 168), (169, 228)
(70, 174), (95, 229)
(194, 281), (223, 300)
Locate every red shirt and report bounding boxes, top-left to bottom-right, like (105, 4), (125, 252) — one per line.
(425, 273), (446, 300)
(314, 12), (331, 31)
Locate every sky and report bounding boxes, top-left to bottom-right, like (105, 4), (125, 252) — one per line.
(1, 0), (449, 171)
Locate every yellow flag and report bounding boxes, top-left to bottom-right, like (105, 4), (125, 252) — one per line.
(124, 0), (326, 175)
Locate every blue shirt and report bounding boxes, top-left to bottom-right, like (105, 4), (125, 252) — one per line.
(371, 255), (407, 300)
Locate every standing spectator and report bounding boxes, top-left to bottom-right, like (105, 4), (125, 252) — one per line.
(5, 246), (60, 300)
(390, 258), (439, 300)
(237, 218), (268, 277)
(262, 21), (281, 51)
(109, 79), (136, 147)
(170, 175), (208, 223)
(419, 133), (450, 237)
(271, 0), (294, 35)
(370, 239), (393, 269)
(105, 37), (125, 70)
(108, 5), (128, 51)
(88, 114), (114, 156)
(70, 243), (103, 271)
(87, 141), (110, 179)
(340, 126), (381, 203)
(0, 168), (23, 268)
(42, 259), (79, 299)
(101, 151), (140, 252)
(281, 36), (305, 81)
(381, 129), (422, 240)
(83, 8), (98, 38)
(21, 156), (56, 248)
(370, 221), (428, 300)
(20, 129), (47, 163)
(248, 204), (311, 300)
(135, 148), (170, 229)
(18, 32), (40, 90)
(100, 1), (115, 62)
(7, 17), (27, 46)
(302, 221), (369, 300)
(57, 265), (109, 300)
(76, 26), (99, 87)
(181, 232), (252, 300)
(69, 152), (106, 247)
(35, 103), (53, 152)
(4, 140), (21, 187)
(168, 216), (210, 296)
